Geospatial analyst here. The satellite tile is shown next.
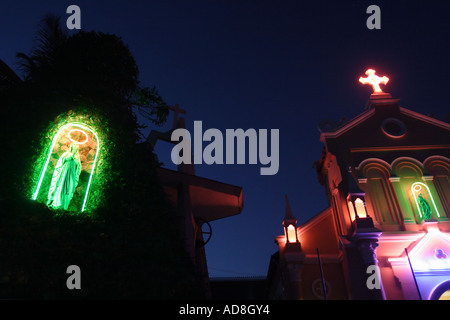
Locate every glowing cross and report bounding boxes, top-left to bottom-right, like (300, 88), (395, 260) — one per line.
(359, 69), (389, 93)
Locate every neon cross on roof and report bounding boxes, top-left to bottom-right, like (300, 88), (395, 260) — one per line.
(359, 69), (389, 93)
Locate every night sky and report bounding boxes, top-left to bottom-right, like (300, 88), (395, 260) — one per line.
(1, 0), (450, 278)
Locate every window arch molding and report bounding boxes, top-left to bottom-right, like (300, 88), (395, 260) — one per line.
(423, 156), (450, 176)
(356, 158), (391, 179)
(391, 157), (424, 178)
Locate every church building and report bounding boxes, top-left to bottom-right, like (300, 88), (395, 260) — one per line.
(266, 69), (450, 300)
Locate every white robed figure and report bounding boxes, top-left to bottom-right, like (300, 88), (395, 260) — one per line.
(47, 143), (82, 210)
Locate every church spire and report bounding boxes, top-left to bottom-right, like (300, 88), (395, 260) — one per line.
(283, 194), (299, 243)
(284, 194), (297, 225)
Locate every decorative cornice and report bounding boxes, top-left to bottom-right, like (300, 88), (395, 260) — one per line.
(400, 107), (450, 131)
(320, 108), (375, 140)
(351, 144), (450, 153)
(379, 231), (425, 243)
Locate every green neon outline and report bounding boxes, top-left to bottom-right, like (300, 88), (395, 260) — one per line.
(411, 182), (440, 219)
(31, 122), (100, 212)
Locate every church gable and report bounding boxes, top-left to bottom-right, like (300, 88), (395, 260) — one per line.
(321, 100), (450, 155)
(318, 97), (450, 230)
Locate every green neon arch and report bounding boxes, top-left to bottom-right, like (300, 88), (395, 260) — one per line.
(411, 182), (440, 219)
(32, 122), (100, 212)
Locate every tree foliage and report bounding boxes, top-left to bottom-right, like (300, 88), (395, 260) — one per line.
(0, 15), (203, 299)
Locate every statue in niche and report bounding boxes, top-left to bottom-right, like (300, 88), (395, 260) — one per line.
(47, 143), (82, 210)
(417, 193), (432, 220)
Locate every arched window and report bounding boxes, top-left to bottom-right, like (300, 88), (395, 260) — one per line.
(411, 182), (440, 220)
(357, 159), (401, 226)
(424, 157), (450, 218)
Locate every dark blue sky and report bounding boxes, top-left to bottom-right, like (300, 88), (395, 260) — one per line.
(2, 1), (450, 278)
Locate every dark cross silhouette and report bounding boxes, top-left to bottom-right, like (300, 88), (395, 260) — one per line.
(168, 104), (187, 129)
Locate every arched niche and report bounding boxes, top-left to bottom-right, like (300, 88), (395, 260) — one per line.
(356, 159), (401, 227)
(390, 158), (425, 223)
(423, 156), (450, 218)
(31, 122), (100, 212)
(411, 182), (441, 220)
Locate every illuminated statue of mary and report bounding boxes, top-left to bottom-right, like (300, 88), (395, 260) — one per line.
(47, 143), (82, 210)
(418, 193), (432, 220)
